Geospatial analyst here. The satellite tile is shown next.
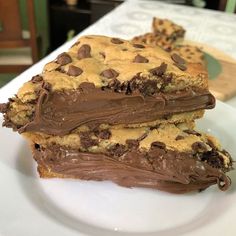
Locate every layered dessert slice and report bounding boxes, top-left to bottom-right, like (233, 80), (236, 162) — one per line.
(0, 35), (231, 193)
(0, 35), (214, 136)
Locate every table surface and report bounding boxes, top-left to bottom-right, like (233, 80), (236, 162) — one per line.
(1, 0), (236, 106)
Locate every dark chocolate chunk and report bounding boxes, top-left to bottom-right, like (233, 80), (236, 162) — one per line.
(133, 44), (145, 48)
(31, 75), (43, 83)
(94, 129), (111, 140)
(56, 52), (72, 66)
(162, 74), (173, 88)
(174, 63), (187, 71)
(175, 135), (184, 141)
(184, 130), (201, 136)
(128, 75), (140, 92)
(171, 53), (186, 65)
(149, 63), (167, 76)
(192, 142), (207, 152)
(108, 78), (121, 91)
(100, 69), (119, 79)
(79, 132), (98, 149)
(67, 65), (83, 76)
(201, 150), (225, 169)
(133, 54), (149, 63)
(77, 44), (91, 59)
(109, 144), (126, 157)
(126, 139), (139, 149)
(111, 38), (124, 44)
(139, 80), (157, 96)
(151, 141), (166, 149)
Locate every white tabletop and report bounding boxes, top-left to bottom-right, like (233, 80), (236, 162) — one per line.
(1, 0), (236, 106)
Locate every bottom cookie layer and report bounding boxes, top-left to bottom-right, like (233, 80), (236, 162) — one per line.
(32, 144), (231, 194)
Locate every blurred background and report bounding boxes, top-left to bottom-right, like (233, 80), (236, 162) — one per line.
(0, 0), (235, 87)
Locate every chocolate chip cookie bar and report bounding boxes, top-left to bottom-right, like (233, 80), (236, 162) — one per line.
(0, 35), (232, 193)
(132, 17), (185, 51)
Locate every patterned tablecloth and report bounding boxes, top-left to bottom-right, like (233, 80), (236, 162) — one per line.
(81, 0), (236, 59)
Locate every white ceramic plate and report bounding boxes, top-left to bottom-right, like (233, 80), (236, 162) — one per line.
(0, 100), (236, 236)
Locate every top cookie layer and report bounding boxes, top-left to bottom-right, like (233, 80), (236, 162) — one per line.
(23, 35), (208, 95)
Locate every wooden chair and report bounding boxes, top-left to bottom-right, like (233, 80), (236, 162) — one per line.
(0, 0), (38, 73)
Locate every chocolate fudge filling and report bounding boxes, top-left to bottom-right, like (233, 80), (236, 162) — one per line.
(33, 144), (231, 194)
(17, 82), (215, 135)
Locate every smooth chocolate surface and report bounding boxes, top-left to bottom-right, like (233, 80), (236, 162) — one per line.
(20, 82), (215, 135)
(33, 144), (231, 194)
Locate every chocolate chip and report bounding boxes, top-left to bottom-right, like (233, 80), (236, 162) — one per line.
(100, 69), (119, 79)
(122, 48), (128, 51)
(192, 142), (207, 152)
(183, 130), (201, 136)
(79, 82), (95, 90)
(133, 54), (149, 63)
(79, 132), (98, 149)
(126, 139), (139, 149)
(137, 133), (148, 141)
(67, 65), (83, 76)
(109, 144), (126, 157)
(34, 143), (40, 150)
(151, 141), (166, 149)
(171, 53), (186, 65)
(175, 135), (184, 141)
(77, 44), (91, 59)
(174, 63), (187, 71)
(149, 63), (167, 76)
(31, 75), (43, 83)
(94, 129), (111, 140)
(56, 52), (72, 66)
(111, 38), (124, 44)
(139, 80), (157, 96)
(133, 44), (145, 48)
(0, 103), (9, 113)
